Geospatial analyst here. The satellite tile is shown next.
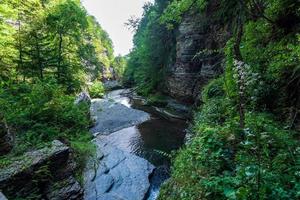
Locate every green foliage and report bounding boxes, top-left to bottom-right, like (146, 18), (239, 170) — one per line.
(0, 81), (94, 180)
(160, 0), (207, 29)
(0, 0), (113, 196)
(89, 81), (105, 98)
(202, 77), (226, 103)
(112, 56), (127, 80)
(159, 1), (300, 198)
(0, 0), (114, 88)
(124, 0), (176, 96)
(159, 101), (299, 199)
(81, 16), (114, 81)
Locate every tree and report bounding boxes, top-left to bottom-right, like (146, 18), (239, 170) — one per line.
(45, 0), (88, 87)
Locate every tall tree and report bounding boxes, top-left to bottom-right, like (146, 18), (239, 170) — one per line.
(45, 0), (88, 86)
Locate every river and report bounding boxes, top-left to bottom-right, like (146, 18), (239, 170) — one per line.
(85, 89), (187, 200)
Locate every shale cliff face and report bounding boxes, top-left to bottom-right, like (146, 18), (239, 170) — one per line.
(0, 141), (83, 200)
(166, 2), (230, 104)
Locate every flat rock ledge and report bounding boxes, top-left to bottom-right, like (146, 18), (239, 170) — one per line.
(90, 99), (150, 136)
(0, 140), (83, 199)
(84, 137), (155, 200)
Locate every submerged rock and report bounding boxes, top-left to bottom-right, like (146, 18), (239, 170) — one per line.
(84, 137), (155, 200)
(90, 99), (150, 136)
(0, 140), (83, 199)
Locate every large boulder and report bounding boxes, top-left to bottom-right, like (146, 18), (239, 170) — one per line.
(0, 140), (83, 199)
(0, 118), (13, 156)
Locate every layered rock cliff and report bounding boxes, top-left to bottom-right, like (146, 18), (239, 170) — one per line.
(0, 141), (83, 199)
(166, 2), (230, 104)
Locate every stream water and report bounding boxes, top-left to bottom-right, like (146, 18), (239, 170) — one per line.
(104, 89), (187, 199)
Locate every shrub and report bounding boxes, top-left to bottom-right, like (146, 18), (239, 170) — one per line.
(201, 77), (226, 103)
(159, 107), (300, 200)
(89, 81), (105, 98)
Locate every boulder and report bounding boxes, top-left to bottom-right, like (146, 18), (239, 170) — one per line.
(0, 118), (13, 156)
(0, 140), (83, 199)
(75, 91), (91, 105)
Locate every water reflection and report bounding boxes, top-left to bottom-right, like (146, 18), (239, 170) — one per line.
(101, 89), (187, 166)
(100, 89), (188, 200)
(98, 116), (186, 166)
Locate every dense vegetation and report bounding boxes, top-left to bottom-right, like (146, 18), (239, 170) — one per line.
(124, 0), (176, 96)
(0, 0), (118, 186)
(125, 0), (300, 199)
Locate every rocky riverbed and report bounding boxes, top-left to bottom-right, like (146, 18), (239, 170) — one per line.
(84, 89), (187, 200)
(85, 97), (154, 200)
(90, 98), (150, 136)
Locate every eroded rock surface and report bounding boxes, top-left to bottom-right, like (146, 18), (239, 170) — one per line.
(0, 140), (83, 199)
(84, 137), (155, 200)
(90, 99), (150, 136)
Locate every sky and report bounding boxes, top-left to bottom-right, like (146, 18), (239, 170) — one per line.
(82, 0), (153, 56)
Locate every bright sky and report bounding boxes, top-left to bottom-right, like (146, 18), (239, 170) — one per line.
(82, 0), (153, 56)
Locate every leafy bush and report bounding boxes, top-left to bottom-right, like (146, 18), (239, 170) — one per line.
(89, 81), (105, 98)
(201, 77), (226, 103)
(0, 81), (94, 176)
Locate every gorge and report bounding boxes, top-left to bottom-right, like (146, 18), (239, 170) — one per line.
(0, 0), (300, 200)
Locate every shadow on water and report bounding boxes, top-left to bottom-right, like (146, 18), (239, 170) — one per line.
(99, 116), (187, 166)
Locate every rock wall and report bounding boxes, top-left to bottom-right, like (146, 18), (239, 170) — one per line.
(166, 1), (230, 104)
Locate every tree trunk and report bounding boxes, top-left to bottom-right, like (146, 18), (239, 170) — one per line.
(35, 35), (43, 80)
(57, 33), (63, 81)
(17, 19), (24, 81)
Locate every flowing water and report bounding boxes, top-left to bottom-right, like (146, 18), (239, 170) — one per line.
(104, 89), (187, 199)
